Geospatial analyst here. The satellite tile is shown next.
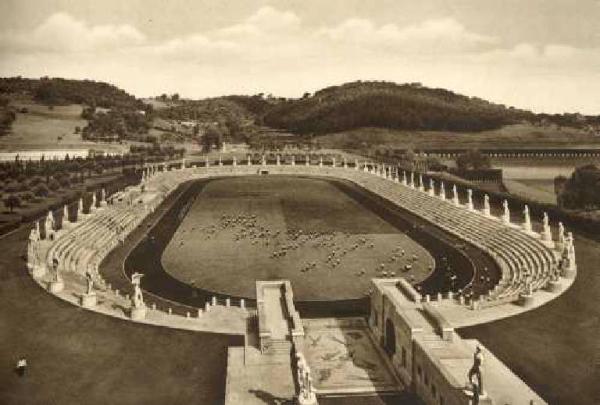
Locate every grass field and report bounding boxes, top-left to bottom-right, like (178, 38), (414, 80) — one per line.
(503, 179), (557, 205)
(162, 176), (434, 301)
(316, 124), (600, 151)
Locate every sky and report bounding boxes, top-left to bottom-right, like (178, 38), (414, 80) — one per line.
(1, 0), (599, 114)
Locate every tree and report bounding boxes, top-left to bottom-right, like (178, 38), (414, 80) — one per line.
(48, 178), (61, 191)
(558, 164), (600, 209)
(202, 126), (223, 153)
(456, 150), (491, 171)
(171, 93), (180, 101)
(4, 194), (21, 212)
(58, 175), (71, 188)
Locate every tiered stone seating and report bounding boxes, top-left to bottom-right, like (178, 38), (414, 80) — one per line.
(332, 170), (556, 301)
(45, 199), (149, 287)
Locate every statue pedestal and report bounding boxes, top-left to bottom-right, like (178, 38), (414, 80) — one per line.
(544, 280), (561, 293)
(80, 292), (97, 308)
(130, 306), (147, 321)
(540, 239), (555, 249)
(561, 266), (576, 279)
(297, 392), (318, 405)
(49, 279), (64, 294)
(463, 388), (491, 404)
(32, 265), (46, 278)
(518, 292), (534, 307)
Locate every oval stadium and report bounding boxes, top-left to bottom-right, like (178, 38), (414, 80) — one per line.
(8, 155), (597, 405)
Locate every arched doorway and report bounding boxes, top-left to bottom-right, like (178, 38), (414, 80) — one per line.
(385, 318), (396, 356)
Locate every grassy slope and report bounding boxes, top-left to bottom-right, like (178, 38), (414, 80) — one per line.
(1, 101), (86, 147)
(0, 98), (126, 152)
(316, 124), (600, 151)
(0, 226), (238, 405)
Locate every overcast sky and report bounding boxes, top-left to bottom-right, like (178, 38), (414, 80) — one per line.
(1, 0), (599, 114)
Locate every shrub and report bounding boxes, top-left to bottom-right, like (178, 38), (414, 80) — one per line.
(5, 181), (21, 193)
(21, 191), (34, 202)
(29, 176), (44, 186)
(48, 178), (61, 191)
(58, 176), (71, 188)
(33, 183), (49, 197)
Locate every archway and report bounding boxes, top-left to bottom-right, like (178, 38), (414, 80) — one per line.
(385, 318), (396, 356)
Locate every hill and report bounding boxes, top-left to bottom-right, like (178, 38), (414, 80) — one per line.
(0, 77), (153, 144)
(262, 81), (600, 135)
(0, 77), (144, 110)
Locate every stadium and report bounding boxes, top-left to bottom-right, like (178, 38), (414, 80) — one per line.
(17, 154), (581, 405)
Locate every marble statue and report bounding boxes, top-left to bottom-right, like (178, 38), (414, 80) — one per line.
(131, 272), (145, 309)
(296, 352), (317, 404)
(85, 269), (94, 295)
(523, 205), (532, 232)
(45, 210), (55, 236)
(542, 212), (552, 241)
(53, 257), (61, 283)
(558, 222), (565, 246)
(27, 226), (40, 270)
(483, 194), (490, 216)
(467, 189), (473, 210)
(467, 346), (484, 395)
(502, 200), (510, 224)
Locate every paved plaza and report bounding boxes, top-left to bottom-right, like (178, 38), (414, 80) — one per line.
(303, 318), (401, 394)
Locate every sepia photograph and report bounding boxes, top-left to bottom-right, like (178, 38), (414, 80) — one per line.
(0, 1), (598, 404)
